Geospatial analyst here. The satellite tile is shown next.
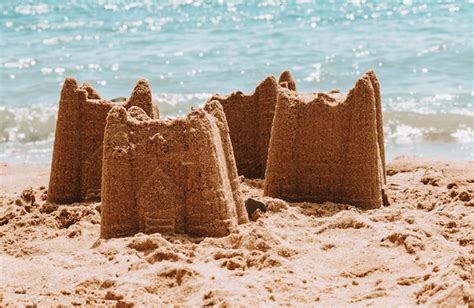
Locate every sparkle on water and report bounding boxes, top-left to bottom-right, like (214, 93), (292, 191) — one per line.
(0, 0), (472, 164)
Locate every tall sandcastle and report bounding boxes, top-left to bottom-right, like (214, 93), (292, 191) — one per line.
(100, 101), (248, 239)
(208, 71), (296, 179)
(48, 78), (159, 204)
(264, 70), (386, 209)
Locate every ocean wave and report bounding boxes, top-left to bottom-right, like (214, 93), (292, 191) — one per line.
(384, 112), (474, 144)
(155, 92), (211, 116)
(0, 138), (53, 166)
(385, 94), (474, 116)
(1, 109), (472, 164)
(0, 105), (57, 143)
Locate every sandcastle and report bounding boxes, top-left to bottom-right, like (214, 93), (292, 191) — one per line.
(208, 71), (297, 178)
(100, 101), (248, 239)
(48, 78), (159, 204)
(264, 70), (386, 209)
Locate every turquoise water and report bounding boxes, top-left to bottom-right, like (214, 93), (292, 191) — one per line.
(0, 0), (472, 164)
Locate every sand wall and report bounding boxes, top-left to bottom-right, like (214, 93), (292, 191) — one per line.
(100, 101), (248, 239)
(48, 78), (158, 204)
(264, 70), (386, 209)
(209, 73), (297, 179)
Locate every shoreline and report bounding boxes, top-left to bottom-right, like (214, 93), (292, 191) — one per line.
(2, 155), (473, 195)
(1, 156), (472, 306)
(1, 138), (472, 167)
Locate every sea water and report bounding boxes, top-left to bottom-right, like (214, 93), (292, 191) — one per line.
(0, 0), (472, 165)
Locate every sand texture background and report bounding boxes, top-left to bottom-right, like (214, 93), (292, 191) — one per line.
(0, 156), (472, 306)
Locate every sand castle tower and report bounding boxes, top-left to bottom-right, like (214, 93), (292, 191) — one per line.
(48, 78), (159, 204)
(100, 101), (248, 239)
(208, 72), (297, 179)
(279, 70), (296, 91)
(264, 70), (386, 209)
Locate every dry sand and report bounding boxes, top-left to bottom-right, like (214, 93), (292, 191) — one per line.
(0, 157), (473, 306)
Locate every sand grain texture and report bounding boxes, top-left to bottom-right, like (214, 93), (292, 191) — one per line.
(1, 156), (472, 306)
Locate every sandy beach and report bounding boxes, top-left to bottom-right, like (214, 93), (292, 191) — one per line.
(1, 156), (472, 306)
(1, 1), (473, 306)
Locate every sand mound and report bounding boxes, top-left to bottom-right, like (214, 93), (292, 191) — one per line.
(48, 78), (159, 204)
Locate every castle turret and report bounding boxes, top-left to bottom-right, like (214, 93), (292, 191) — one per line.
(204, 102), (249, 224)
(264, 71), (386, 209)
(100, 107), (139, 238)
(125, 79), (159, 119)
(48, 79), (159, 204)
(48, 78), (81, 203)
(279, 70), (296, 91)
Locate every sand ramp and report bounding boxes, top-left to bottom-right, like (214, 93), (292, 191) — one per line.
(100, 101), (248, 239)
(264, 70), (386, 209)
(48, 78), (159, 204)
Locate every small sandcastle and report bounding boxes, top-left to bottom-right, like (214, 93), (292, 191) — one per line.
(48, 78), (159, 204)
(100, 101), (248, 238)
(47, 70), (386, 239)
(208, 71), (297, 179)
(264, 70), (386, 209)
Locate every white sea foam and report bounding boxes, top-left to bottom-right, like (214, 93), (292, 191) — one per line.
(451, 128), (473, 144)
